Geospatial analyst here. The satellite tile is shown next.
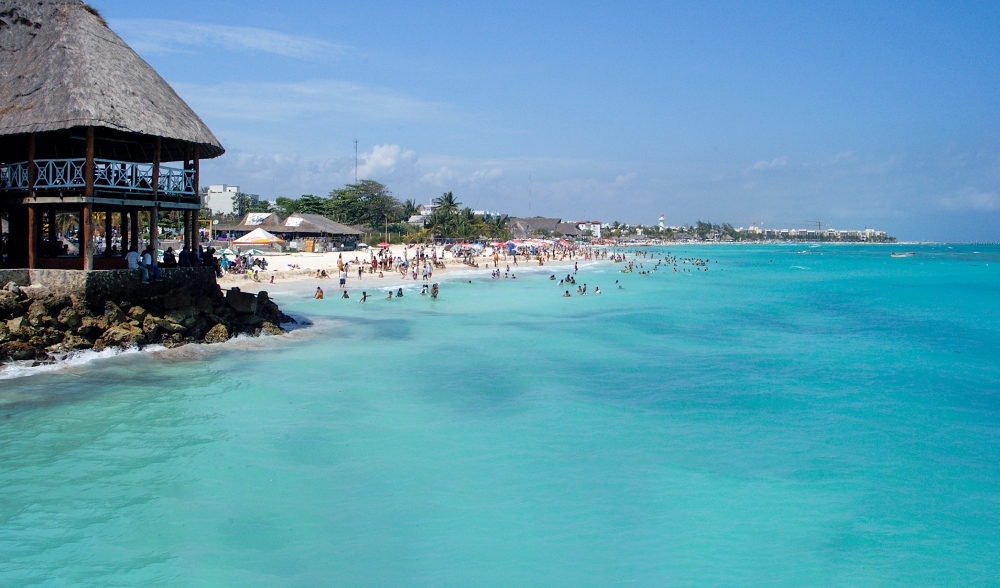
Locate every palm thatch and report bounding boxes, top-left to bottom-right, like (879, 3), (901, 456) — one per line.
(0, 0), (223, 162)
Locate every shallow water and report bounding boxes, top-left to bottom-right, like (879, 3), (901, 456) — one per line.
(2, 244), (999, 586)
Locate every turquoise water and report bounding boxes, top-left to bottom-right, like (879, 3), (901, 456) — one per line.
(2, 244), (1000, 586)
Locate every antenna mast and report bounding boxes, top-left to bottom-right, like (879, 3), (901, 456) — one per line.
(354, 139), (358, 182)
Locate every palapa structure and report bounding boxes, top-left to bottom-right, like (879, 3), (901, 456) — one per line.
(0, 0), (224, 270)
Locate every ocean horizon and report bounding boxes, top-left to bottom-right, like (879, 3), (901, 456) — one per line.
(2, 243), (999, 586)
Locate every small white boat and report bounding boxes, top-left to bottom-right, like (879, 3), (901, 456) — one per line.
(890, 252), (916, 258)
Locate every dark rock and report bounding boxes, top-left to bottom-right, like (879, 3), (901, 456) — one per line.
(6, 316), (27, 334)
(261, 321), (284, 336)
(61, 333), (93, 351)
(204, 323), (229, 344)
(0, 322), (9, 343)
(2, 341), (42, 361)
(161, 320), (187, 334)
(101, 324), (145, 348)
(0, 290), (24, 318)
(104, 301), (126, 324)
(57, 307), (81, 329)
(75, 316), (105, 336)
(27, 300), (49, 327)
(196, 296), (214, 314)
(127, 305), (148, 323)
(46, 295), (71, 315)
(226, 288), (257, 314)
(142, 314), (162, 339)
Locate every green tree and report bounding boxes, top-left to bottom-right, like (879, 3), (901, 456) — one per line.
(433, 191), (460, 215)
(328, 180), (401, 227)
(402, 199), (419, 220)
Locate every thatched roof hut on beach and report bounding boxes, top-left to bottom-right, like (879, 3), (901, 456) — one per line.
(0, 0), (224, 270)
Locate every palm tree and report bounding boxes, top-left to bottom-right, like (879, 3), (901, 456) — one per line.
(402, 199), (419, 220)
(433, 191), (460, 215)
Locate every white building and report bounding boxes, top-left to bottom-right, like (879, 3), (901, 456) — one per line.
(204, 184), (240, 215)
(576, 221), (602, 238)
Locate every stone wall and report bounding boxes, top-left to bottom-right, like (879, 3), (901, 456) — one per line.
(0, 267), (220, 310)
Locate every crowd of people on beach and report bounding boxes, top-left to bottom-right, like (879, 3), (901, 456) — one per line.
(304, 244), (719, 306)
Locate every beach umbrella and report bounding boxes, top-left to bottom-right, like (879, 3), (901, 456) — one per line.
(378, 241), (390, 247)
(219, 248), (236, 256)
(233, 227), (285, 245)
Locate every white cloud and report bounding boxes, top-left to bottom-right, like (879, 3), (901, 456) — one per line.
(356, 144), (416, 178)
(172, 80), (450, 123)
(939, 189), (1000, 212)
(110, 19), (351, 61)
(421, 166), (503, 187)
(751, 156), (789, 170)
(615, 172), (637, 185)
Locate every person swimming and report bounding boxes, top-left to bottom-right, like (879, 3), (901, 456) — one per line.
(342, 290), (349, 299)
(396, 288), (404, 297)
(563, 290), (571, 297)
(315, 287), (324, 299)
(594, 287), (601, 294)
(359, 291), (368, 303)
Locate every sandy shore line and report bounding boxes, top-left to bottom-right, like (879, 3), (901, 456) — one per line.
(219, 245), (588, 298)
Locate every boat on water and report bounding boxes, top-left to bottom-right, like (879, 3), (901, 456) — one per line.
(890, 252), (916, 258)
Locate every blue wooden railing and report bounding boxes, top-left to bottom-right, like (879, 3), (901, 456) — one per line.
(0, 159), (195, 196)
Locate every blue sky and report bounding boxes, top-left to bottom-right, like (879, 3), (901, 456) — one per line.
(96, 0), (999, 240)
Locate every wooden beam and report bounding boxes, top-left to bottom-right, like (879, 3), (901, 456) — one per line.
(82, 203), (94, 270)
(47, 208), (56, 256)
(120, 210), (129, 255)
(85, 126), (95, 197)
(104, 210), (113, 256)
(150, 206), (159, 264)
(192, 209), (200, 251)
(27, 204), (37, 269)
(130, 209), (139, 252)
(27, 133), (35, 200)
(152, 137), (161, 202)
(193, 144), (200, 203)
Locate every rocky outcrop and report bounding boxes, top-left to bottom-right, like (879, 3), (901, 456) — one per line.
(0, 280), (294, 365)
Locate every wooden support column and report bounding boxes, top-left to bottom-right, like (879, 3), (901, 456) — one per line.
(83, 126), (95, 270)
(150, 137), (161, 265)
(130, 209), (140, 252)
(152, 137), (161, 204)
(81, 204), (94, 270)
(47, 208), (57, 256)
(27, 206), (37, 269)
(120, 211), (129, 254)
(27, 134), (37, 268)
(193, 145), (201, 248)
(192, 210), (200, 250)
(150, 206), (159, 267)
(104, 211), (113, 256)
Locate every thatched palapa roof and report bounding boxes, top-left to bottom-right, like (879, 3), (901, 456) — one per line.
(0, 0), (223, 162)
